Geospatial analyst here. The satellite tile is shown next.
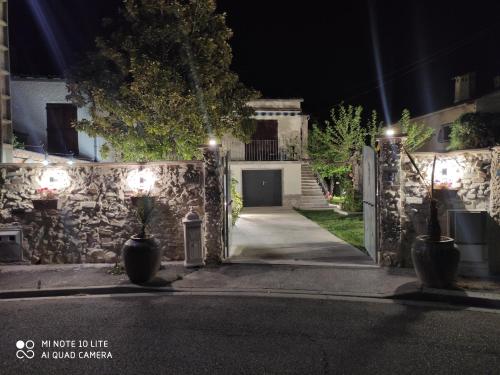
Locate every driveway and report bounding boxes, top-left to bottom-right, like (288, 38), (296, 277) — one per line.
(229, 207), (374, 265)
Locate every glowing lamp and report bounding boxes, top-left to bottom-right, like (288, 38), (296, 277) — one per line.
(385, 127), (395, 137)
(41, 159), (50, 166)
(127, 169), (156, 193)
(208, 138), (217, 147)
(39, 169), (70, 190)
(430, 158), (462, 190)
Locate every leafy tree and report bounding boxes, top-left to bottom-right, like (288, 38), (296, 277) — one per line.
(67, 0), (258, 161)
(308, 104), (365, 180)
(367, 109), (380, 148)
(399, 109), (434, 152)
(448, 112), (500, 150)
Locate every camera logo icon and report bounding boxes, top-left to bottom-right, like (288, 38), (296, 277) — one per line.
(16, 340), (35, 359)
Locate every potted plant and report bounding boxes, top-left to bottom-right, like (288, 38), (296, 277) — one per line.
(404, 151), (460, 288)
(32, 188), (58, 210)
(122, 195), (161, 284)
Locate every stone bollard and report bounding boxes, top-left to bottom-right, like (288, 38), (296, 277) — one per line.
(182, 209), (204, 268)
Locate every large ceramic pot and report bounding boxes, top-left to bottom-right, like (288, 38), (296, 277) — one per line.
(411, 235), (460, 289)
(122, 236), (161, 284)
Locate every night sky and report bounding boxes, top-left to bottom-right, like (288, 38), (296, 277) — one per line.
(9, 0), (500, 124)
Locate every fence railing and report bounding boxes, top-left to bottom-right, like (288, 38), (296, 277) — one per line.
(223, 139), (300, 161)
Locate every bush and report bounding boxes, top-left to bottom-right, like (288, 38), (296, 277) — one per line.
(341, 182), (362, 212)
(448, 112), (500, 150)
(329, 196), (345, 205)
(231, 178), (243, 226)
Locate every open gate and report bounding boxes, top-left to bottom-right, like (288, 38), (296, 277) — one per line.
(362, 145), (377, 262)
(222, 151), (232, 258)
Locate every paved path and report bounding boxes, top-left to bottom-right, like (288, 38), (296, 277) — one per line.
(2, 294), (499, 374)
(230, 207), (373, 265)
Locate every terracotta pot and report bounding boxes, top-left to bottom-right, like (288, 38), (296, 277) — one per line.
(32, 199), (58, 210)
(411, 235), (460, 289)
(122, 236), (161, 284)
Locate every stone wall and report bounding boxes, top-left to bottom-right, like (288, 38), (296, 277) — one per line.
(488, 147), (500, 273)
(377, 137), (499, 275)
(377, 138), (405, 266)
(0, 159), (221, 264)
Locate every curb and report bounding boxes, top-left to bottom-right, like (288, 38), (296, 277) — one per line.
(1, 284), (500, 311)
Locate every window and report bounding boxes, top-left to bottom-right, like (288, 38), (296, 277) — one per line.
(437, 124), (452, 143)
(46, 104), (79, 155)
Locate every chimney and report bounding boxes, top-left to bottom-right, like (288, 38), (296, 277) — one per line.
(494, 75), (500, 90)
(453, 72), (476, 103)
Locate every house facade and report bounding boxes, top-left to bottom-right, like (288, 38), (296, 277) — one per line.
(223, 99), (327, 209)
(10, 81), (328, 208)
(406, 73), (500, 152)
(11, 77), (110, 162)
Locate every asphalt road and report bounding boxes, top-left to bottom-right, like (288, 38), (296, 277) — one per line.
(1, 294), (499, 375)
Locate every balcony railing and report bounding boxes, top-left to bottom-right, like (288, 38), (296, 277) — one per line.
(223, 139), (301, 161)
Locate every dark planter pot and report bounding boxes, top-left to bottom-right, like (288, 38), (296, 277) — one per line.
(122, 236), (161, 284)
(32, 199), (58, 210)
(411, 235), (460, 289)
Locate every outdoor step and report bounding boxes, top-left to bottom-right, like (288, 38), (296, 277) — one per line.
(301, 198), (329, 204)
(302, 187), (323, 191)
(299, 204), (330, 209)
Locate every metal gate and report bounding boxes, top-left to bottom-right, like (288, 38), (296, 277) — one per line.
(362, 145), (377, 262)
(242, 170), (282, 207)
(222, 151), (232, 258)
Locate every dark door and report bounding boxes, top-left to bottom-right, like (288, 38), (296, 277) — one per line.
(46, 104), (79, 155)
(242, 170), (282, 207)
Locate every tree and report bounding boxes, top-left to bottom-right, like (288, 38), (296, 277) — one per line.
(308, 104), (365, 180)
(399, 109), (434, 152)
(67, 0), (258, 161)
(448, 112), (500, 150)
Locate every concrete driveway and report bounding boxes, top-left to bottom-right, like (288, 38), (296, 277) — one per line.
(229, 207), (374, 266)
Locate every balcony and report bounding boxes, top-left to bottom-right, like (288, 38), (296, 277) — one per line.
(223, 139), (301, 161)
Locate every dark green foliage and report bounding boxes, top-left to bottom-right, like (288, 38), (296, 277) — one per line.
(231, 177), (243, 226)
(448, 112), (500, 150)
(341, 180), (363, 212)
(67, 0), (258, 161)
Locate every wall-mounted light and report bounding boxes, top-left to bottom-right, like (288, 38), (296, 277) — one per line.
(208, 138), (217, 147)
(429, 158), (462, 189)
(41, 152), (49, 166)
(67, 153), (74, 165)
(127, 168), (156, 193)
(385, 126), (395, 137)
(39, 168), (70, 190)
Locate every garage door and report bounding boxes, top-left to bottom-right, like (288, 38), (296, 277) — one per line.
(242, 170), (282, 207)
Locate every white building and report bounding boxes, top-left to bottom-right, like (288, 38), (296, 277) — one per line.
(11, 82), (328, 208)
(11, 77), (109, 161)
(401, 73), (500, 152)
(223, 99), (327, 209)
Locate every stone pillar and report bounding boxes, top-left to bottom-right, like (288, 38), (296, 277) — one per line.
(488, 146), (500, 274)
(202, 146), (224, 264)
(377, 136), (405, 266)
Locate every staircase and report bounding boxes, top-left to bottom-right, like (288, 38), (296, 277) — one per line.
(300, 163), (330, 209)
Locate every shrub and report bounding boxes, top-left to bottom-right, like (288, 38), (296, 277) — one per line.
(231, 178), (243, 226)
(341, 181), (362, 212)
(448, 112), (500, 150)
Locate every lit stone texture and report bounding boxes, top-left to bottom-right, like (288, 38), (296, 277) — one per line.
(0, 157), (226, 264)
